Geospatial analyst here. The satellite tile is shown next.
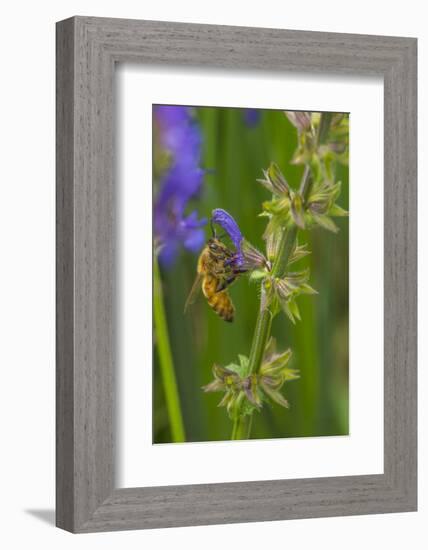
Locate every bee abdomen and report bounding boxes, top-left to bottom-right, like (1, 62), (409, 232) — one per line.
(207, 291), (235, 322)
(202, 275), (235, 322)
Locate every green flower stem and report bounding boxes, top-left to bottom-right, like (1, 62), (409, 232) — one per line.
(231, 414), (253, 440)
(298, 165), (312, 201)
(270, 226), (298, 280)
(230, 112), (332, 441)
(230, 231), (296, 441)
(247, 304), (273, 375)
(153, 256), (186, 442)
(317, 112), (334, 149)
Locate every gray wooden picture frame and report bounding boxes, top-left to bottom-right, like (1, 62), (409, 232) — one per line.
(56, 16), (417, 533)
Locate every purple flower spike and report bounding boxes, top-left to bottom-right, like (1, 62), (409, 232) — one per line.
(157, 211), (207, 268)
(153, 105), (207, 267)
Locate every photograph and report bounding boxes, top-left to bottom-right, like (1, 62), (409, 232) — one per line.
(0, 1), (420, 544)
(152, 105), (350, 443)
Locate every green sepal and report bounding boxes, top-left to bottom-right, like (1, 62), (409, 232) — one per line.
(225, 361), (246, 378)
(267, 162), (290, 195)
(311, 213), (339, 233)
(260, 385), (290, 409)
(329, 203), (349, 217)
(257, 162), (290, 197)
(281, 298), (301, 324)
(288, 242), (311, 265)
(249, 269), (268, 282)
(300, 283), (318, 295)
(290, 194), (306, 229)
(238, 354), (249, 373)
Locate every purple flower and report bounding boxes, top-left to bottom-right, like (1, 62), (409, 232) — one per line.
(211, 208), (269, 272)
(211, 209), (243, 249)
(153, 105), (207, 266)
(211, 208), (245, 267)
(243, 109), (261, 127)
(155, 209), (206, 266)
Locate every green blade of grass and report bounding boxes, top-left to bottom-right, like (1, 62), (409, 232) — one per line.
(153, 256), (186, 442)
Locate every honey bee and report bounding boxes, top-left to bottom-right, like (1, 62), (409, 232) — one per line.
(184, 237), (246, 322)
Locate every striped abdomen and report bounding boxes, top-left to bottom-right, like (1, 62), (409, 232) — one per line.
(202, 275), (235, 322)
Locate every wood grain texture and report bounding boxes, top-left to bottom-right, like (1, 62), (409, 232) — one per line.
(56, 16), (417, 532)
(56, 17), (75, 532)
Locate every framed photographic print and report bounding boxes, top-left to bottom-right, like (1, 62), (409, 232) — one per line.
(56, 17), (417, 532)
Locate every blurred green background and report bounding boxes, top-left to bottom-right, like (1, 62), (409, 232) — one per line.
(153, 107), (349, 443)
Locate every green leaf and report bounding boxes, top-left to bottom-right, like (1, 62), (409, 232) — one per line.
(284, 269), (310, 288)
(262, 197), (290, 215)
(224, 362), (245, 377)
(238, 354), (249, 371)
(202, 379), (225, 393)
(308, 181), (341, 207)
(261, 386), (289, 409)
(281, 301), (296, 324)
(312, 213), (339, 233)
(212, 364), (237, 380)
(300, 283), (318, 295)
(249, 269), (268, 282)
(282, 368), (300, 381)
(268, 349), (293, 369)
(288, 299), (301, 321)
(261, 349), (293, 376)
(224, 355), (250, 378)
(329, 203), (348, 217)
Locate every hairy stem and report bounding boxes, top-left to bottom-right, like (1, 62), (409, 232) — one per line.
(230, 112), (332, 441)
(247, 306), (273, 375)
(154, 256), (186, 442)
(298, 165), (312, 200)
(270, 226), (298, 280)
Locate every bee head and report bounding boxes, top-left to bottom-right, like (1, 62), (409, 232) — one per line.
(207, 238), (222, 252)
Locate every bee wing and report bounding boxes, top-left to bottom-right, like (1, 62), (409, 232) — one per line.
(184, 273), (203, 313)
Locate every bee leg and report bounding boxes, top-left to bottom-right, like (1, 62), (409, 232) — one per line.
(212, 265), (231, 277)
(215, 280), (226, 292)
(215, 275), (236, 293)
